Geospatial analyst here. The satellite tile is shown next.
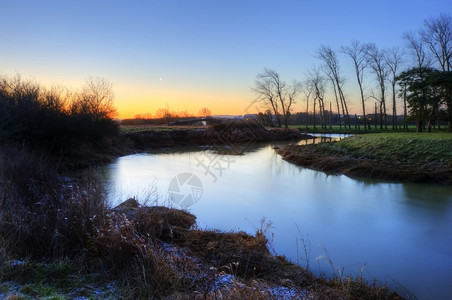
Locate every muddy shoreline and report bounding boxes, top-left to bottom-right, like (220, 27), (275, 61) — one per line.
(278, 144), (452, 185)
(123, 126), (307, 150)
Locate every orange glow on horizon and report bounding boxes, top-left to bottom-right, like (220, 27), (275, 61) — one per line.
(114, 84), (255, 119)
(115, 95), (252, 119)
(115, 93), (365, 119)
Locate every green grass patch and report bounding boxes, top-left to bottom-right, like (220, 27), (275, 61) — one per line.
(314, 132), (452, 165)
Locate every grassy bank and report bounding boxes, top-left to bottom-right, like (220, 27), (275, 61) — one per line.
(0, 145), (404, 299)
(278, 133), (452, 184)
(315, 133), (452, 165)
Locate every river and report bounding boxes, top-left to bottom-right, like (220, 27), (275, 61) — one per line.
(101, 135), (452, 299)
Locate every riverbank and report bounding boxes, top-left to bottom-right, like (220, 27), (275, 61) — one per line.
(63, 121), (310, 168)
(0, 129), (410, 299)
(0, 197), (403, 299)
(278, 133), (452, 185)
(124, 122), (305, 150)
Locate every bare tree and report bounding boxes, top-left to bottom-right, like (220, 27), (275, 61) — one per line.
(134, 112), (153, 119)
(254, 69), (281, 127)
(421, 13), (452, 72)
(306, 68), (327, 129)
(43, 84), (68, 114)
(342, 40), (368, 129)
(286, 80), (302, 125)
(302, 77), (313, 129)
(403, 31), (433, 70)
(385, 47), (404, 129)
(421, 13), (452, 131)
(254, 69), (299, 128)
(73, 76), (117, 120)
(317, 45), (350, 128)
(324, 67), (342, 128)
(1, 75), (118, 141)
(0, 75), (41, 139)
(155, 107), (172, 119)
(198, 107), (212, 117)
(402, 31), (433, 129)
(366, 43), (390, 129)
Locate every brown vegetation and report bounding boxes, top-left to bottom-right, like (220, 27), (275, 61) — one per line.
(124, 120), (306, 151)
(92, 199), (402, 299)
(0, 75), (121, 170)
(0, 145), (107, 259)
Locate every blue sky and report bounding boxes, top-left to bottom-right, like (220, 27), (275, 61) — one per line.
(1, 0), (451, 117)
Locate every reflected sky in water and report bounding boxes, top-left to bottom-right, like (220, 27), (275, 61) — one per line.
(102, 140), (452, 299)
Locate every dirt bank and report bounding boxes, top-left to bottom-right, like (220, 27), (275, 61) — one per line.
(105, 199), (403, 299)
(124, 125), (307, 150)
(278, 144), (452, 185)
(63, 125), (310, 168)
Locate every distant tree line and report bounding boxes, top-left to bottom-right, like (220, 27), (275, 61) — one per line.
(122, 107), (211, 126)
(254, 13), (452, 132)
(0, 75), (119, 149)
(288, 111), (423, 128)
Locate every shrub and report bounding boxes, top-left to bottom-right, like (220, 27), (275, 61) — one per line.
(0, 75), (119, 150)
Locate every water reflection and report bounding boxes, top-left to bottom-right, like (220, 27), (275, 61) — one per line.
(402, 184), (452, 209)
(102, 140), (452, 299)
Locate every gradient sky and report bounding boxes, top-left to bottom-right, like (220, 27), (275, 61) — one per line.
(1, 0), (451, 118)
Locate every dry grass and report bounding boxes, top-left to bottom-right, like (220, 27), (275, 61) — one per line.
(0, 145), (107, 259)
(87, 212), (182, 298)
(133, 205), (197, 241)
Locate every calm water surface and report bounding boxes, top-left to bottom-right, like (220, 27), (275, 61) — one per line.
(102, 136), (452, 299)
